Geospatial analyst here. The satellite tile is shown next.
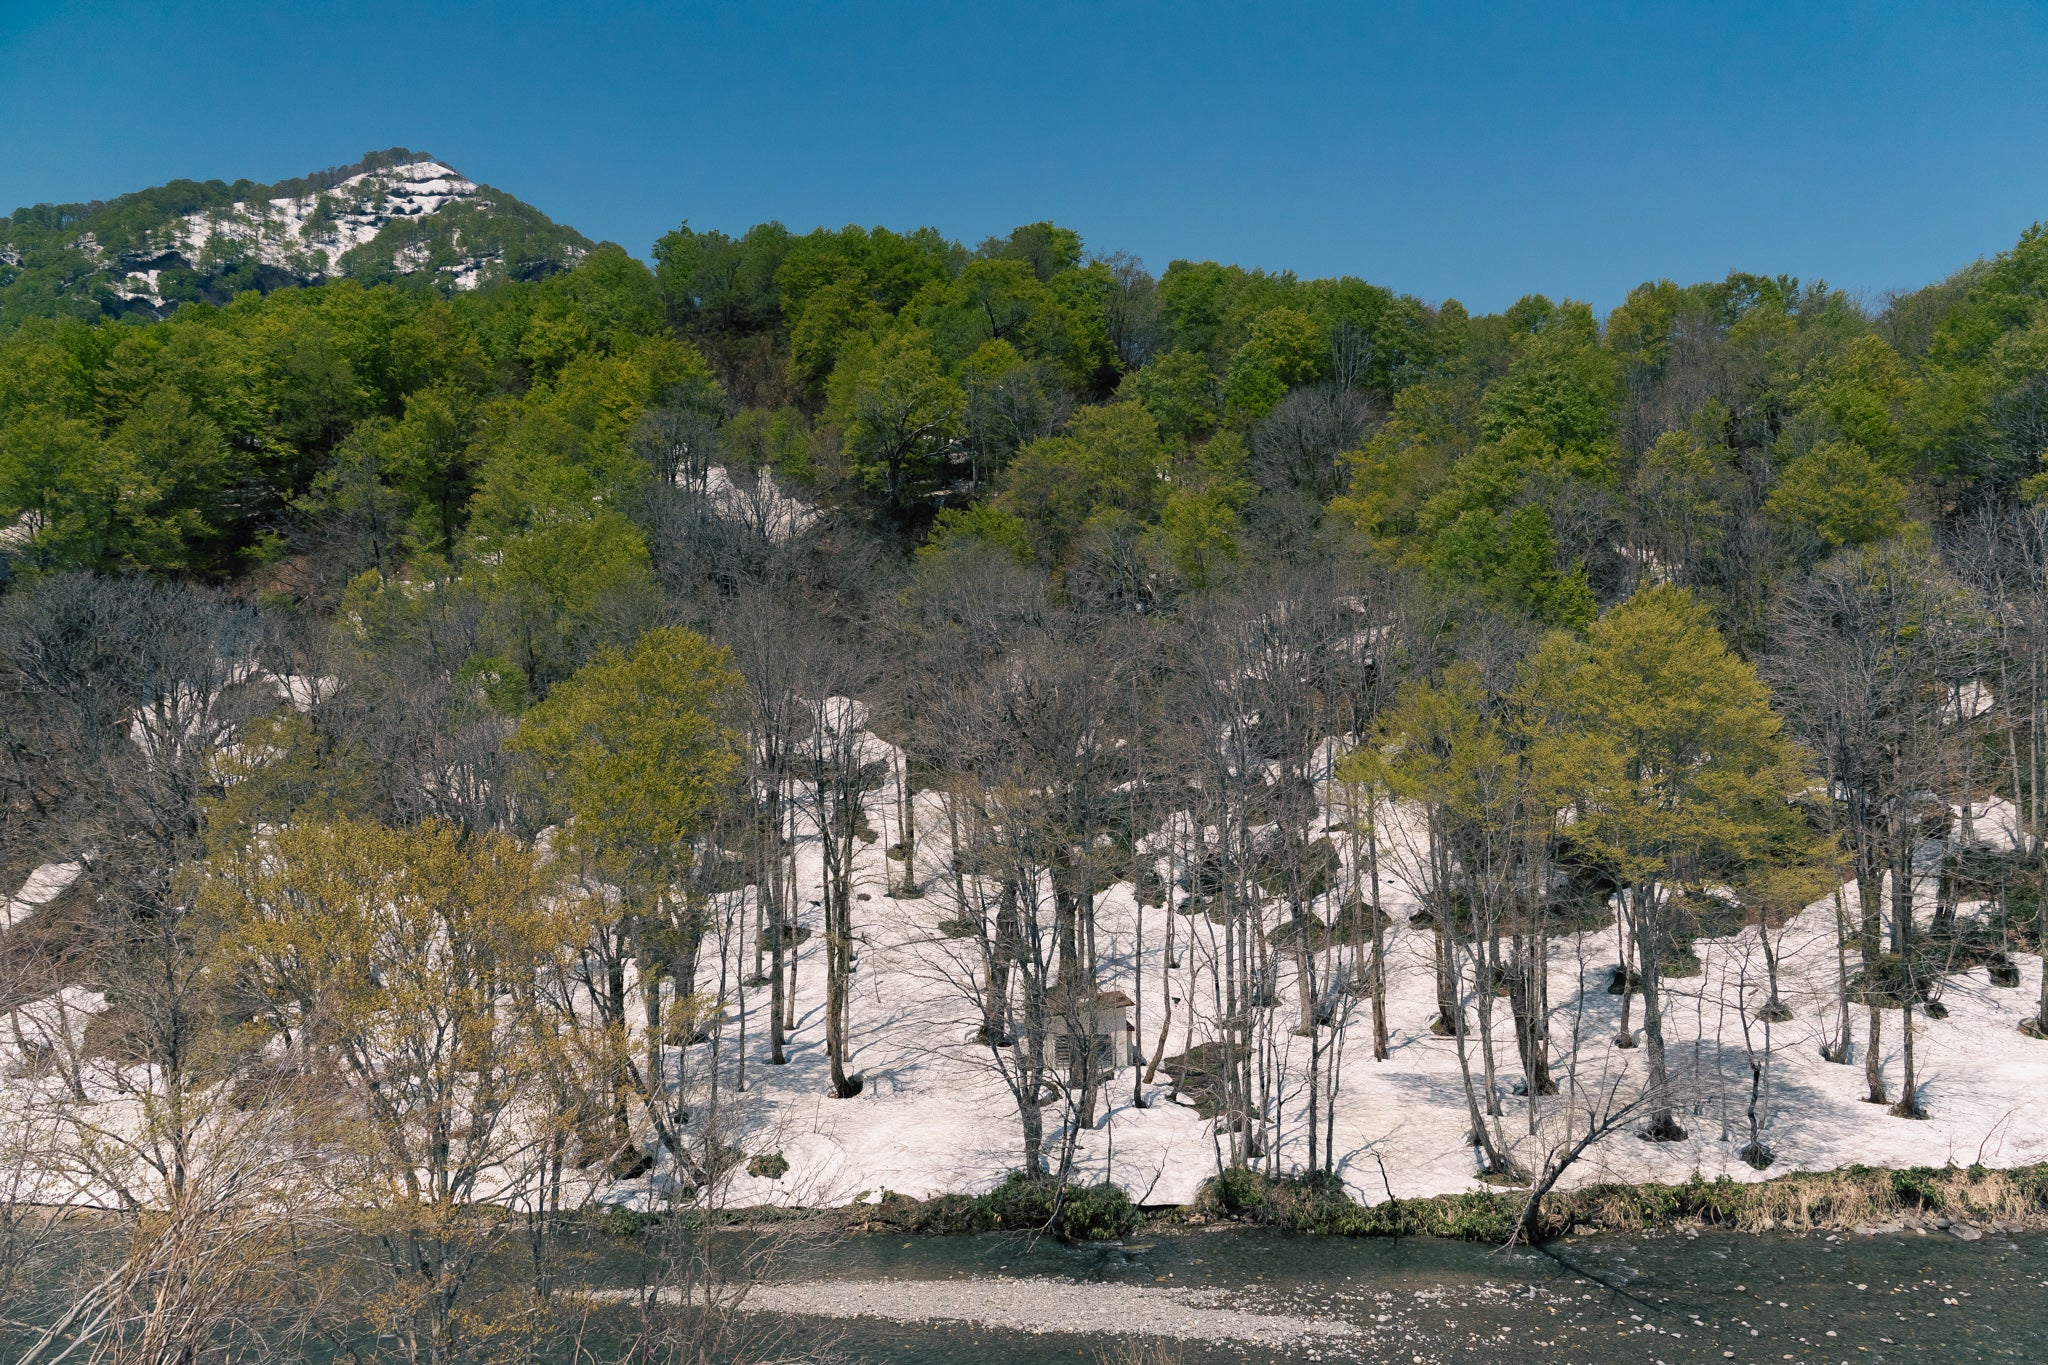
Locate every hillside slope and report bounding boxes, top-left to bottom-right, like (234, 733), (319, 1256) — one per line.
(0, 148), (593, 328)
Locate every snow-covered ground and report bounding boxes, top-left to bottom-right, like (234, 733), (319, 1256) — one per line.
(655, 783), (2048, 1213)
(2, 860), (80, 930)
(5, 766), (2045, 1216)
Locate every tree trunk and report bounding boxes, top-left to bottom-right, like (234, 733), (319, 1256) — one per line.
(1507, 931), (1555, 1096)
(766, 791), (787, 1064)
(1892, 1002), (1924, 1118)
(821, 778), (862, 1099)
(1822, 885), (1852, 1063)
(1634, 888), (1685, 1140)
(987, 877), (1019, 1046)
(1366, 794), (1389, 1061)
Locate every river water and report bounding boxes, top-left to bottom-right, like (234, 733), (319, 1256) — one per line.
(719, 1225), (2048, 1364)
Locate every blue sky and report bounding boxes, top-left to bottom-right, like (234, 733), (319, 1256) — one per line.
(3, 1), (2045, 313)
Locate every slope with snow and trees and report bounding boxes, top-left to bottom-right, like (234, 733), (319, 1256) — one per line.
(7, 163), (2048, 1360)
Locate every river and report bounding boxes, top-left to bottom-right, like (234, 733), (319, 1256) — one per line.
(696, 1224), (2048, 1363)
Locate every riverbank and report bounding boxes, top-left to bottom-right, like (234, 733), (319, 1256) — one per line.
(682, 1159), (2048, 1245)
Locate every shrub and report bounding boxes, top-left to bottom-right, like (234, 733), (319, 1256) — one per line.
(1891, 1167), (1941, 1209)
(1195, 1167), (1521, 1241)
(950, 1171), (1140, 1241)
(597, 1205), (656, 1237)
(1057, 1181), (1139, 1241)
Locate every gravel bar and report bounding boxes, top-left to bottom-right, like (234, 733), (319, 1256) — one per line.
(707, 1276), (1361, 1345)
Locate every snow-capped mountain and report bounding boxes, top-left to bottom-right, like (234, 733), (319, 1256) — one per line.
(0, 148), (594, 324)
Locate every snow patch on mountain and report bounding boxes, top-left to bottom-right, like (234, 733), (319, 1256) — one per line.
(105, 159), (556, 307)
(172, 159), (474, 274)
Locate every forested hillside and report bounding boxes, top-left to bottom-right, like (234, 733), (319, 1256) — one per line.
(5, 179), (2048, 1357)
(7, 204), (2048, 622)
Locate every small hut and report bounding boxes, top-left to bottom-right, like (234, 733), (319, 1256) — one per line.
(1048, 989), (1135, 1073)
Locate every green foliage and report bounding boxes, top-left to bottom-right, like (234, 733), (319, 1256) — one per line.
(723, 405), (814, 479)
(978, 221), (1083, 281)
(1529, 584), (1808, 890)
(1055, 1180), (1141, 1241)
(1194, 1168), (1519, 1241)
(1223, 306), (1323, 423)
(939, 1172), (1140, 1242)
(997, 401), (1168, 563)
(508, 624), (746, 882)
(1120, 348), (1220, 439)
(1479, 321), (1617, 455)
(826, 329), (964, 521)
(1426, 499), (1594, 629)
(1155, 485), (1242, 587)
(1891, 1166), (1942, 1209)
(924, 502), (1034, 564)
(14, 160), (2048, 659)
(1332, 379), (1474, 549)
(490, 510), (656, 694)
(1765, 439), (1910, 548)
(746, 1151), (791, 1180)
(653, 220), (792, 334)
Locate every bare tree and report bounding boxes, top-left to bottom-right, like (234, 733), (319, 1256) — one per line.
(1952, 505), (2048, 1039)
(1769, 540), (1982, 1117)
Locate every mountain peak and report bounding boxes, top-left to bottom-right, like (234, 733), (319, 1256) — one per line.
(0, 150), (593, 325)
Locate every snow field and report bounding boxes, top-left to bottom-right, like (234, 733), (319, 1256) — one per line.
(666, 779), (2048, 1213)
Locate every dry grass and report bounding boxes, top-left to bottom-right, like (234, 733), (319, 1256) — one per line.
(1550, 1162), (2048, 1235)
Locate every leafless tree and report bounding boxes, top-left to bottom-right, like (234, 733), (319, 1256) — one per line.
(1097, 252), (1164, 374)
(1249, 384), (1378, 503)
(1769, 540), (1983, 1117)
(1950, 505), (2048, 1039)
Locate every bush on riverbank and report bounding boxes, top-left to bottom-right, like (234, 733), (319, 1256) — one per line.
(1193, 1168), (1523, 1240)
(851, 1172), (1141, 1242)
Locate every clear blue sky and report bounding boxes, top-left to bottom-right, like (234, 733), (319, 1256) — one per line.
(3, 1), (2045, 314)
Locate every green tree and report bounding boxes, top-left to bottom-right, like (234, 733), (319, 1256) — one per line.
(825, 329), (965, 522)
(1765, 439), (1910, 549)
(1529, 585), (1806, 1139)
(1341, 662), (1538, 1178)
(1223, 306), (1323, 422)
(1480, 324), (1618, 456)
(0, 409), (190, 572)
(923, 502), (1034, 565)
(1152, 486), (1241, 588)
(997, 401), (1169, 563)
(508, 625), (746, 1150)
(1119, 348), (1220, 440)
(788, 272), (883, 390)
(512, 625), (744, 872)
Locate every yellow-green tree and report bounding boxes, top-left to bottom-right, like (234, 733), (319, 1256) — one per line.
(508, 625), (745, 1153)
(1764, 439), (1910, 550)
(1528, 585), (1807, 1139)
(204, 817), (568, 1365)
